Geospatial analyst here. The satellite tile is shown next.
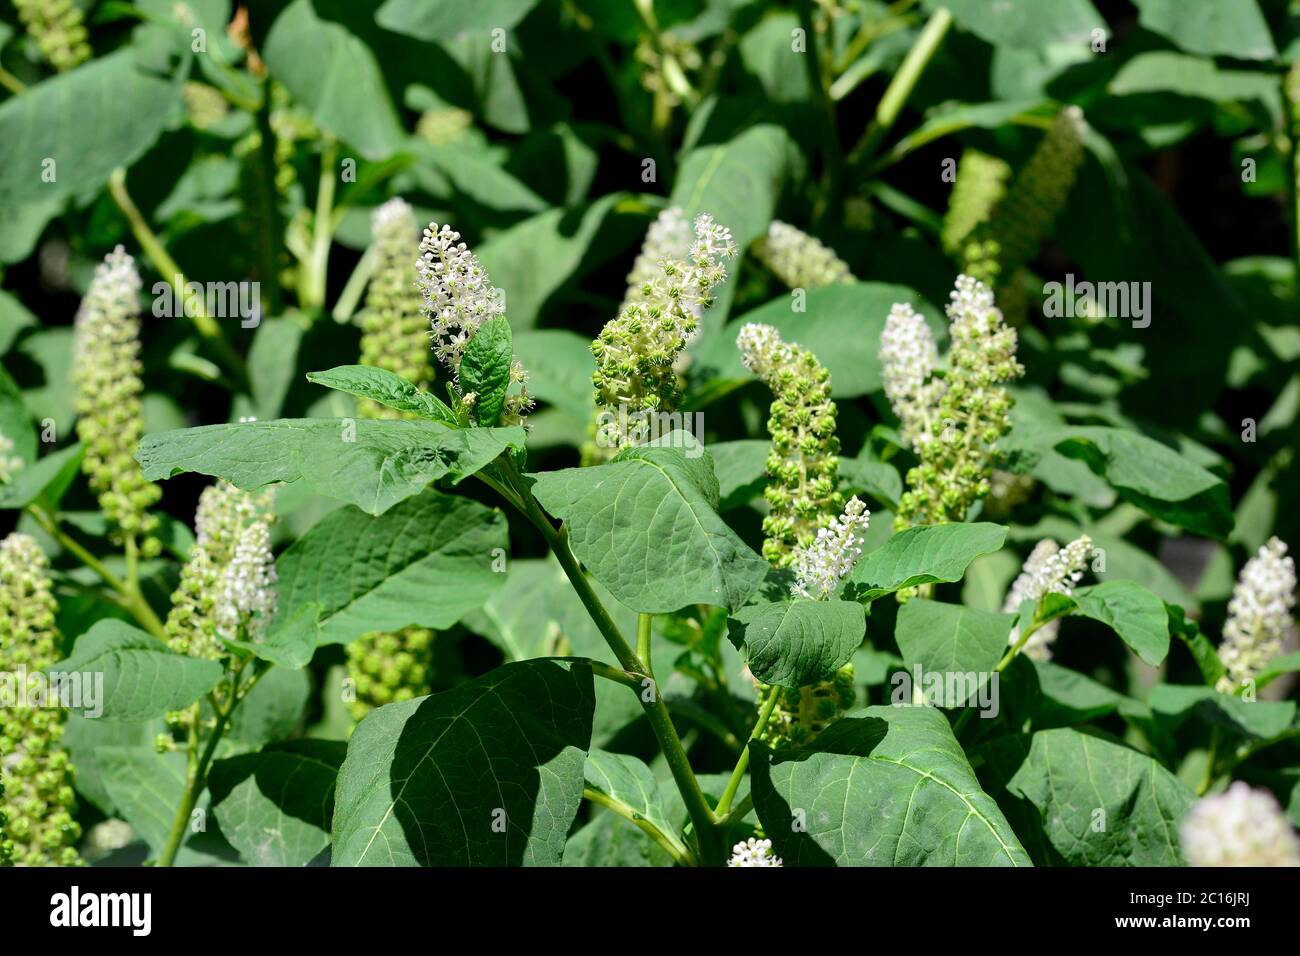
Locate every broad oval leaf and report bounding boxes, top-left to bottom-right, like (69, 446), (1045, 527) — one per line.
(844, 523), (1009, 602)
(1133, 0), (1275, 61)
(53, 620), (223, 722)
(530, 434), (768, 613)
(307, 366), (457, 425)
(751, 707), (1030, 866)
(728, 599), (865, 688)
(331, 658), (594, 866)
(894, 599), (1015, 707)
(276, 488), (508, 645)
(137, 418), (524, 515)
(583, 749), (684, 857)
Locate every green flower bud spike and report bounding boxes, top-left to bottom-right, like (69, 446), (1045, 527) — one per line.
(591, 213), (736, 451)
(752, 221), (854, 289)
(961, 106), (1087, 294)
(359, 199), (436, 420)
(0, 533), (83, 866)
(892, 275), (1024, 529)
(941, 149), (1011, 258)
(736, 323), (842, 567)
(13, 0), (90, 72)
(345, 627), (436, 722)
(71, 246), (162, 558)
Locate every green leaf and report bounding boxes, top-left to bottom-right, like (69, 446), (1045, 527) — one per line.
(838, 451), (903, 509)
(0, 290), (35, 353)
(751, 707), (1030, 866)
(248, 318), (305, 420)
(97, 747), (189, 855)
(582, 749), (681, 854)
(262, 0), (407, 160)
(1066, 580), (1170, 667)
(1257, 651), (1300, 691)
(728, 599), (865, 688)
(307, 366), (457, 425)
(54, 620), (223, 721)
(530, 433), (768, 613)
(210, 740), (346, 867)
(62, 715), (161, 816)
(925, 0), (1103, 50)
(331, 658), (594, 866)
(0, 48), (181, 209)
(695, 283), (944, 398)
(276, 488), (508, 646)
(1053, 427), (1232, 538)
(671, 125), (795, 317)
(844, 523), (1009, 602)
(229, 602), (321, 668)
(707, 439), (770, 511)
(1133, 0), (1275, 61)
(1004, 728), (1196, 866)
(1167, 603), (1225, 687)
(894, 600), (1015, 706)
(512, 330), (595, 421)
(137, 418), (524, 515)
(1148, 684), (1296, 741)
(459, 316), (513, 427)
(227, 667), (311, 747)
(377, 0), (542, 39)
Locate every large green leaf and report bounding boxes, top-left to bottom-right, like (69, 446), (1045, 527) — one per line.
(728, 599), (865, 688)
(54, 620), (223, 722)
(1053, 427), (1232, 538)
(276, 488), (508, 645)
(377, 0), (542, 38)
(511, 330), (595, 421)
(751, 707), (1030, 866)
(694, 283), (944, 397)
(894, 599), (1015, 706)
(137, 418), (524, 515)
(0, 48), (181, 209)
(1147, 684), (1296, 742)
(209, 740), (347, 867)
(96, 747), (189, 855)
(844, 523), (1009, 602)
(331, 658), (594, 866)
(262, 0), (407, 160)
(925, 0), (1102, 50)
(530, 434), (768, 613)
(1004, 728), (1196, 866)
(1133, 0), (1275, 61)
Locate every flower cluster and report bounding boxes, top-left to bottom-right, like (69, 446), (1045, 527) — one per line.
(761, 663), (856, 750)
(214, 522), (277, 644)
(0, 430), (23, 484)
(728, 837), (783, 867)
(894, 275), (1024, 528)
(166, 482), (275, 660)
(1002, 535), (1092, 661)
(417, 107), (474, 147)
(752, 220), (854, 289)
(1179, 782), (1300, 867)
(620, 207), (693, 313)
(345, 627), (436, 722)
(879, 303), (945, 451)
(359, 199), (435, 419)
(961, 107), (1087, 294)
(416, 222), (532, 426)
(791, 497), (870, 600)
(14, 0), (90, 72)
(941, 149), (1011, 257)
(737, 323), (843, 566)
(182, 82), (230, 131)
(71, 246), (162, 556)
(591, 214), (735, 449)
(1216, 537), (1296, 694)
(0, 533), (82, 866)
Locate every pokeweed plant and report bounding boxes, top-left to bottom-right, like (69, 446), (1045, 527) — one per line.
(0, 0), (1298, 872)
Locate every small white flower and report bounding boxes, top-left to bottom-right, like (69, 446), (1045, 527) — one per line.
(415, 222), (505, 372)
(736, 322), (795, 383)
(1216, 537), (1296, 693)
(1180, 782), (1300, 867)
(791, 497), (870, 600)
(371, 197), (414, 242)
(728, 836), (783, 867)
(622, 207), (692, 311)
(1003, 535), (1092, 661)
(879, 303), (945, 450)
(215, 521), (277, 642)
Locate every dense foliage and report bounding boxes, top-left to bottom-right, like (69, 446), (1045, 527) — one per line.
(0, 0), (1298, 869)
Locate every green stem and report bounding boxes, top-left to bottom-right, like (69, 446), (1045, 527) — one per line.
(583, 787), (695, 865)
(637, 613), (654, 675)
(1197, 730), (1220, 797)
(499, 460), (722, 864)
(0, 64), (25, 95)
(302, 139), (339, 311)
(719, 793), (754, 828)
(253, 87), (284, 315)
(714, 684), (781, 819)
(589, 660), (642, 690)
(107, 169), (248, 384)
(332, 246), (377, 323)
(846, 5), (953, 172)
(25, 505), (166, 640)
